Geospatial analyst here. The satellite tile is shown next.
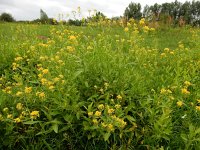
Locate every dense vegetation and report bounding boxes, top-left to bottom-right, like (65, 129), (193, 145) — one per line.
(0, 18), (200, 149)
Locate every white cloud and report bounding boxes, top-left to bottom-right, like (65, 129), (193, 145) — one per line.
(0, 0), (192, 21)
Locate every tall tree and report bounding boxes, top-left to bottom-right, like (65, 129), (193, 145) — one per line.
(150, 3), (162, 21)
(0, 12), (15, 22)
(40, 9), (48, 23)
(124, 2), (142, 20)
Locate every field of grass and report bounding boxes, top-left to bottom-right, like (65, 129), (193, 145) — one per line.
(0, 21), (200, 149)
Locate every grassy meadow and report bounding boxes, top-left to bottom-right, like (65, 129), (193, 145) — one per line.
(0, 21), (200, 149)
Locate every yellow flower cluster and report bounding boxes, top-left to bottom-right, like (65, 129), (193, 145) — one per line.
(160, 88), (172, 94)
(30, 111), (40, 119)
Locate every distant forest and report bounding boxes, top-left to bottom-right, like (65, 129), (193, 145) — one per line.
(0, 0), (200, 26)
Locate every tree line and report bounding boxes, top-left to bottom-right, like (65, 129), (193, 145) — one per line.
(124, 0), (200, 26)
(1, 0), (200, 26)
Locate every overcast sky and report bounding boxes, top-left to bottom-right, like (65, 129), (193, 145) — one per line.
(0, 0), (193, 21)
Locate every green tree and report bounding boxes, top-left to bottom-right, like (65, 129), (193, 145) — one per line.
(150, 3), (162, 21)
(40, 9), (48, 23)
(124, 2), (142, 20)
(0, 12), (15, 22)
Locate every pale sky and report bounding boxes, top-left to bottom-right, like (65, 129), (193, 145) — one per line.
(0, 0), (193, 21)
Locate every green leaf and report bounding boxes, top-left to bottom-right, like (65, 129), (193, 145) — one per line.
(126, 115), (136, 123)
(88, 102), (93, 112)
(64, 114), (74, 123)
(103, 132), (111, 141)
(52, 124), (58, 133)
(23, 121), (41, 124)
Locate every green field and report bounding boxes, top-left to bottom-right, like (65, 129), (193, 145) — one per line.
(0, 22), (200, 149)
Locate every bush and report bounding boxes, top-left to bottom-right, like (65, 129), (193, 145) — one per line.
(0, 13), (15, 22)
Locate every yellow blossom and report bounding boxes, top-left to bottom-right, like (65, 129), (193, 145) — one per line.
(164, 48), (170, 52)
(25, 87), (32, 94)
(38, 92), (45, 99)
(88, 112), (93, 117)
(117, 95), (122, 100)
(124, 27), (129, 32)
(101, 122), (107, 128)
(0, 114), (3, 121)
(92, 119), (98, 124)
(69, 35), (76, 40)
(16, 103), (23, 110)
(107, 124), (114, 131)
(184, 81), (191, 87)
(38, 74), (43, 78)
(177, 101), (183, 107)
(15, 57), (23, 61)
(14, 118), (21, 123)
(115, 104), (121, 109)
(30, 111), (40, 119)
(7, 114), (13, 119)
(181, 88), (190, 95)
(98, 104), (104, 110)
(108, 108), (114, 114)
(196, 106), (200, 111)
(53, 77), (60, 83)
(3, 107), (9, 112)
(16, 91), (23, 97)
(49, 86), (55, 91)
(41, 78), (47, 85)
(161, 53), (166, 57)
(42, 69), (49, 74)
(94, 111), (101, 117)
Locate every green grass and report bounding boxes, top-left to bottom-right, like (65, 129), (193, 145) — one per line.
(0, 22), (200, 149)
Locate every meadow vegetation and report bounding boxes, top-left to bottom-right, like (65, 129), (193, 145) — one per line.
(0, 19), (200, 149)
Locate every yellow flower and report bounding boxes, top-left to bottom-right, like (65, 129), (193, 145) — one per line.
(0, 114), (3, 121)
(3, 107), (9, 112)
(108, 108), (114, 114)
(59, 75), (64, 78)
(16, 91), (23, 97)
(30, 111), (40, 119)
(124, 27), (129, 32)
(107, 124), (114, 131)
(49, 85), (55, 91)
(160, 53), (166, 57)
(25, 87), (32, 94)
(177, 101), (183, 107)
(139, 18), (145, 25)
(16, 103), (23, 110)
(7, 114), (13, 119)
(14, 118), (21, 123)
(143, 26), (149, 32)
(101, 122), (107, 128)
(92, 119), (98, 124)
(115, 104), (121, 109)
(88, 112), (93, 117)
(53, 77), (60, 83)
(196, 106), (200, 111)
(117, 95), (122, 100)
(42, 69), (49, 74)
(164, 48), (170, 52)
(14, 57), (23, 61)
(98, 104), (104, 110)
(181, 88), (190, 95)
(197, 99), (200, 103)
(69, 35), (76, 40)
(104, 82), (109, 88)
(38, 92), (45, 99)
(41, 78), (47, 85)
(184, 81), (191, 87)
(94, 111), (101, 117)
